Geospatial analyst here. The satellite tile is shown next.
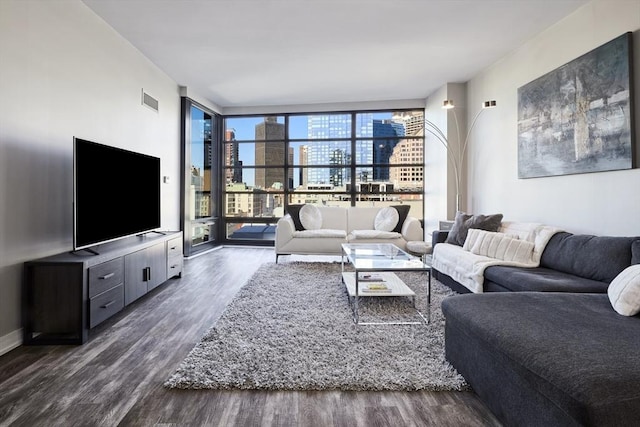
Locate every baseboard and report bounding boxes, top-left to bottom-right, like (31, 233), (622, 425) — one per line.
(0, 328), (22, 356)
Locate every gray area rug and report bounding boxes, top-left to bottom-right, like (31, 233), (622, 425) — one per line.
(164, 262), (468, 391)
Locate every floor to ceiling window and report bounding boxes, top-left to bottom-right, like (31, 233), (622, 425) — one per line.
(181, 98), (221, 256)
(222, 109), (424, 245)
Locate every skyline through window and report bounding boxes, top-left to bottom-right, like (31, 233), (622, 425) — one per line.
(222, 110), (424, 242)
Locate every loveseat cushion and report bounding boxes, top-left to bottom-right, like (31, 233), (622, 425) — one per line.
(483, 265), (609, 293)
(293, 229), (346, 238)
(348, 230), (401, 240)
(442, 292), (640, 426)
(540, 232), (638, 283)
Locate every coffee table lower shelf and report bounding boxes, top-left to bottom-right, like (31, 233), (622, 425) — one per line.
(341, 272), (429, 326)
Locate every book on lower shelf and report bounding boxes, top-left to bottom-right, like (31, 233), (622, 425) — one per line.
(358, 273), (385, 282)
(360, 282), (391, 293)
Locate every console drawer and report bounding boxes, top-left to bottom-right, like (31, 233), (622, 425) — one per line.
(167, 236), (183, 258)
(89, 258), (124, 298)
(168, 255), (183, 278)
(89, 284), (124, 328)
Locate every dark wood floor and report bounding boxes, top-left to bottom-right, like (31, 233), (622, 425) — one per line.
(0, 247), (501, 426)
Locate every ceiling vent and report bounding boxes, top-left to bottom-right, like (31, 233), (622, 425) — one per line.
(141, 89), (159, 112)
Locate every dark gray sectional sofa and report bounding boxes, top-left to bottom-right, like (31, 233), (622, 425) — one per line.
(433, 229), (640, 426)
(484, 232), (640, 293)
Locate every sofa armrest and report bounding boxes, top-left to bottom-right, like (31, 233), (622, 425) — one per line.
(432, 230), (449, 246)
(401, 216), (423, 241)
(275, 215), (295, 250)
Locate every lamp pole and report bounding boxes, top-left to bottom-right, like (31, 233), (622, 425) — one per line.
(425, 100), (496, 213)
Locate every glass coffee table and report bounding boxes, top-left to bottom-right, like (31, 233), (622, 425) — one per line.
(341, 243), (432, 325)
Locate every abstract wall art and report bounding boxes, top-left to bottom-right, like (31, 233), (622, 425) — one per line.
(517, 32), (634, 178)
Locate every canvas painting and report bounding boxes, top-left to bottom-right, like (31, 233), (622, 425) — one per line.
(517, 32), (634, 179)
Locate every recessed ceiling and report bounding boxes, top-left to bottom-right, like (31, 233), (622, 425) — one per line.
(82, 0), (589, 109)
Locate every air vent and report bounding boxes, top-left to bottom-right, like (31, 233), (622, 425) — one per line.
(141, 89), (159, 112)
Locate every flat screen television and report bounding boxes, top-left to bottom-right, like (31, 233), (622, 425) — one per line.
(73, 137), (161, 250)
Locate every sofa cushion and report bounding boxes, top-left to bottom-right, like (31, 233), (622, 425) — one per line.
(391, 205), (411, 233)
(463, 229), (534, 263)
(540, 232), (637, 283)
(445, 211), (503, 246)
(348, 230), (401, 240)
(374, 207), (399, 232)
(442, 292), (640, 426)
(300, 204), (322, 230)
(608, 264), (640, 316)
(286, 204), (306, 231)
(483, 266), (609, 293)
(293, 229), (346, 238)
(317, 206), (349, 230)
(633, 240), (640, 265)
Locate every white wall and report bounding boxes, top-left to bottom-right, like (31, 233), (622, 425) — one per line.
(466, 0), (640, 235)
(0, 0), (182, 354)
(424, 86), (450, 235)
(424, 83), (467, 234)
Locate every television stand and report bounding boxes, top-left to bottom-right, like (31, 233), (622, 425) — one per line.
(24, 231), (183, 345)
(138, 230), (167, 236)
(69, 247), (100, 256)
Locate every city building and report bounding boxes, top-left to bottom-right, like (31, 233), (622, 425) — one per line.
(306, 114), (373, 185)
(389, 129), (424, 192)
(254, 117), (285, 189)
(224, 129), (242, 184)
(373, 119), (405, 180)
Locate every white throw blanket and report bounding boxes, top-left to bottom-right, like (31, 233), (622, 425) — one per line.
(432, 223), (561, 293)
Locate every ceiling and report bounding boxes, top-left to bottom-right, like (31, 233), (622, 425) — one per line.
(82, 0), (589, 110)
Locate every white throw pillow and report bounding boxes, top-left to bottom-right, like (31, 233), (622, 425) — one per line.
(464, 229), (534, 263)
(374, 207), (399, 232)
(608, 264), (640, 316)
(299, 204), (322, 230)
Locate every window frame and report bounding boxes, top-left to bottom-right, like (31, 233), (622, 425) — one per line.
(221, 109), (425, 245)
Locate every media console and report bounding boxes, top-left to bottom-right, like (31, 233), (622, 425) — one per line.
(23, 231), (183, 345)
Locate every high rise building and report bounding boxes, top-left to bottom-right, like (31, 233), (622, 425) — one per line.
(298, 145), (308, 188)
(372, 119), (405, 180)
(254, 117), (285, 189)
(224, 129), (242, 184)
(287, 146), (294, 189)
(392, 111), (424, 136)
(306, 113), (373, 186)
(388, 128), (424, 191)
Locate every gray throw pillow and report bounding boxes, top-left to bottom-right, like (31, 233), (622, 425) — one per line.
(445, 211), (504, 246)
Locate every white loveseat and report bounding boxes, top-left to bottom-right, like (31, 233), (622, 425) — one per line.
(275, 205), (423, 262)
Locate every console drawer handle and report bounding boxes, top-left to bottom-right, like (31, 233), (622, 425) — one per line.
(100, 273), (115, 280)
(101, 300), (116, 309)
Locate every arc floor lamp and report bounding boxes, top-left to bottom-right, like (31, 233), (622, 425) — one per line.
(425, 99), (497, 212)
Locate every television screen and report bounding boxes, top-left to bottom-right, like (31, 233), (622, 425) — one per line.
(73, 138), (161, 250)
